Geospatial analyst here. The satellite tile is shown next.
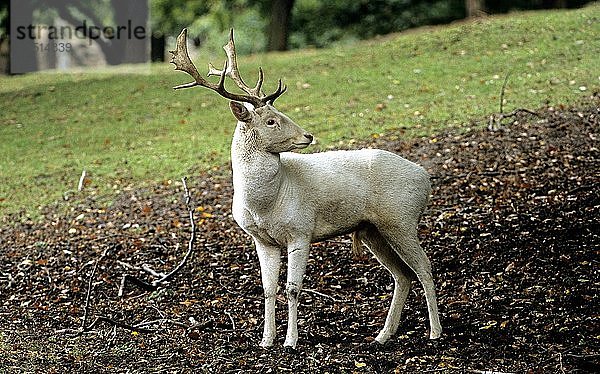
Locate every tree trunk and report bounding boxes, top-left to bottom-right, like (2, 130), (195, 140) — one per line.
(543, 0), (567, 8)
(466, 0), (483, 18)
(151, 34), (165, 62)
(267, 0), (295, 51)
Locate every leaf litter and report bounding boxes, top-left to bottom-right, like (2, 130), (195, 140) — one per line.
(0, 102), (598, 373)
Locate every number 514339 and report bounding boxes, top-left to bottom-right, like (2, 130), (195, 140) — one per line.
(35, 42), (72, 53)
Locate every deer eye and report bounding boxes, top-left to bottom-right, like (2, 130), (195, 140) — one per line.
(266, 119), (278, 128)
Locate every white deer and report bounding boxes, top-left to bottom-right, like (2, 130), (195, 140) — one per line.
(170, 29), (442, 349)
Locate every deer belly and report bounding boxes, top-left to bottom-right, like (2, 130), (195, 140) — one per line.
(310, 204), (365, 243)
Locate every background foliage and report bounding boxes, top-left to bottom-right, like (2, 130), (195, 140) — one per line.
(1, 3), (598, 218)
(0, 0), (595, 55)
(152, 0), (266, 54)
(150, 0), (595, 53)
(288, 0), (465, 48)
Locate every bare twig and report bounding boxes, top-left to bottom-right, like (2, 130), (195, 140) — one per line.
(224, 310), (236, 330)
(78, 170), (87, 192)
(488, 71), (539, 131)
(68, 177), (197, 336)
(59, 248), (148, 336)
(118, 274), (157, 296)
(81, 248), (109, 330)
(85, 315), (154, 333)
(134, 318), (189, 329)
(499, 70), (511, 114)
(142, 263), (167, 278)
(119, 177), (197, 295)
(303, 288), (344, 303)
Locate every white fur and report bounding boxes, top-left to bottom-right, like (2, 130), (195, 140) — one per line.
(229, 102), (442, 349)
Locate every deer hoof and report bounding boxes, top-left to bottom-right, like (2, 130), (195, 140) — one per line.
(429, 328), (442, 340)
(283, 338), (297, 350)
(259, 337), (274, 348)
(370, 339), (386, 347)
(374, 332), (391, 345)
(283, 345), (298, 354)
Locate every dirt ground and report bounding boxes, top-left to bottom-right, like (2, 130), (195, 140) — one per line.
(0, 102), (598, 373)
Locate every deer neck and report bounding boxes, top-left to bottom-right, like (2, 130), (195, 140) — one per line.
(231, 125), (284, 211)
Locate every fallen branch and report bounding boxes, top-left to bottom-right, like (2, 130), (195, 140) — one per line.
(134, 318), (189, 329)
(85, 315), (154, 333)
(59, 177), (198, 336)
(499, 71), (511, 114)
(489, 108), (540, 131)
(142, 263), (167, 278)
(55, 247), (149, 336)
(119, 176), (197, 296)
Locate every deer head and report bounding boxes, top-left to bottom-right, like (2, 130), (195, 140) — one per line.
(170, 28), (313, 154)
(229, 102), (313, 153)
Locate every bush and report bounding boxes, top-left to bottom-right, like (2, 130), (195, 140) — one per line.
(289, 0), (465, 49)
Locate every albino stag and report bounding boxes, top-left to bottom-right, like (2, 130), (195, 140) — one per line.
(170, 29), (442, 349)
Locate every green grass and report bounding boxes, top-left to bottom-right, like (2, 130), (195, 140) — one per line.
(1, 5), (598, 219)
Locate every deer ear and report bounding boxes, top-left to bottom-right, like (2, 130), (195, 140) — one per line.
(229, 101), (252, 122)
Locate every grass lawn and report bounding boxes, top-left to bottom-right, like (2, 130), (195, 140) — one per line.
(1, 4), (598, 220)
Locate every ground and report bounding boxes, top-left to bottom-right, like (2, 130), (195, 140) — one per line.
(0, 102), (598, 373)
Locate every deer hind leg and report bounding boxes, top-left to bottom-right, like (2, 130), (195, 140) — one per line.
(355, 226), (415, 344)
(378, 225), (442, 340)
(255, 240), (282, 348)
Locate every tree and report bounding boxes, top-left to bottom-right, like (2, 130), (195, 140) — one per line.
(0, 0), (7, 38)
(151, 0), (211, 38)
(1, 0), (9, 73)
(266, 0), (294, 51)
(466, 0), (484, 17)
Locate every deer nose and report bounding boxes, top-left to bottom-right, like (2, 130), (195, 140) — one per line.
(304, 133), (314, 143)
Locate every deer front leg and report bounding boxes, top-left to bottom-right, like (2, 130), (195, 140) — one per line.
(255, 240), (281, 348)
(283, 242), (310, 349)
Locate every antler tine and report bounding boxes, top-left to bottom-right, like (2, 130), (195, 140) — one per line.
(216, 60), (228, 90)
(215, 59), (263, 107)
(207, 62), (222, 77)
(223, 29), (242, 83)
(208, 29), (266, 97)
(263, 79), (287, 104)
(253, 67), (264, 96)
(170, 28), (211, 90)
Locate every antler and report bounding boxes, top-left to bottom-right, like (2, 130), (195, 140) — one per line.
(169, 28), (263, 107)
(170, 28), (286, 107)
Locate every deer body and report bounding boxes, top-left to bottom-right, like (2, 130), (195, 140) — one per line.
(232, 147), (430, 246)
(170, 28), (442, 349)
